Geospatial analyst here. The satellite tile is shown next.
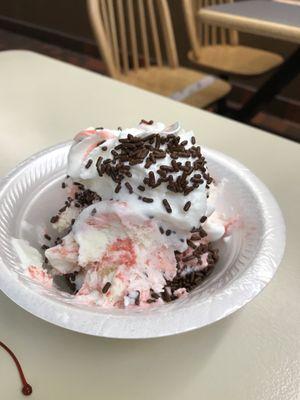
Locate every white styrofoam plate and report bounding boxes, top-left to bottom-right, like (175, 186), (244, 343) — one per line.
(0, 142), (285, 338)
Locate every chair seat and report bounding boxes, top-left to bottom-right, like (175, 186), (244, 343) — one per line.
(119, 66), (231, 108)
(188, 45), (283, 76)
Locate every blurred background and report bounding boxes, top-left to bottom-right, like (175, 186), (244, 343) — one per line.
(0, 0), (299, 142)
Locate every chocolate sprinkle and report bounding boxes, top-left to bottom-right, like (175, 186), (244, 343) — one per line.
(142, 197), (153, 203)
(135, 291), (141, 306)
(85, 159), (93, 169)
(50, 215), (59, 224)
(140, 119), (153, 125)
(162, 199), (172, 214)
(55, 237), (63, 245)
(161, 288), (171, 302)
(115, 183), (121, 193)
(125, 182), (133, 194)
(44, 234), (51, 241)
(102, 282), (111, 294)
(183, 201), (191, 212)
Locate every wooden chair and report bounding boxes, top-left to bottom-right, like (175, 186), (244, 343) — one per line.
(87, 0), (231, 108)
(182, 0), (284, 76)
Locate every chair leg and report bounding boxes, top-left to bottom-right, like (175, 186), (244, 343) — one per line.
(234, 46), (300, 123)
(214, 73), (231, 116)
(215, 97), (228, 115)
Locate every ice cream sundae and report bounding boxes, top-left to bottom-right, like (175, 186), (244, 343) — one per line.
(14, 121), (234, 308)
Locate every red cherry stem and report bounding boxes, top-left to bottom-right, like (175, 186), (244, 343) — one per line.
(0, 341), (32, 396)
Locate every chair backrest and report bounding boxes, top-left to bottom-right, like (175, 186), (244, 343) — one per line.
(182, 0), (239, 56)
(87, 0), (179, 78)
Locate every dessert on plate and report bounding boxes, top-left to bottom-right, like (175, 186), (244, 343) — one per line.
(14, 121), (235, 308)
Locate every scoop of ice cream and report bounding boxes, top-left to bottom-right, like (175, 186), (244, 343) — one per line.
(14, 121), (235, 308)
(67, 121), (213, 232)
(46, 200), (177, 307)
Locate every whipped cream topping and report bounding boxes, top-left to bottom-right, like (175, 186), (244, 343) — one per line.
(67, 121), (213, 233)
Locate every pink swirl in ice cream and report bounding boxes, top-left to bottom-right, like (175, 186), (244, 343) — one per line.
(46, 201), (177, 307)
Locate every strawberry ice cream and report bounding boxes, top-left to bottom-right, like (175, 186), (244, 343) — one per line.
(46, 201), (177, 307)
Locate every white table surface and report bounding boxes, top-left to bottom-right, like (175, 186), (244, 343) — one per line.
(199, 0), (300, 43)
(0, 50), (299, 400)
